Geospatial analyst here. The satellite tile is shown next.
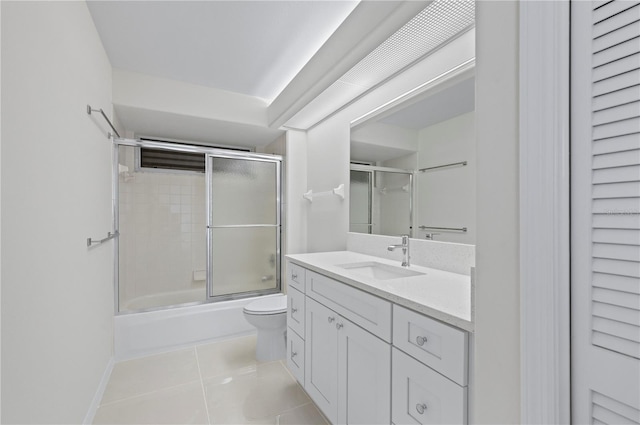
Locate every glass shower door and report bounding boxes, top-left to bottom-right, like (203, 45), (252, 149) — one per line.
(206, 155), (281, 299)
(349, 170), (373, 233)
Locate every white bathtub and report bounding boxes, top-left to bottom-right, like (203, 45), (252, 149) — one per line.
(114, 294), (281, 360)
(120, 288), (206, 311)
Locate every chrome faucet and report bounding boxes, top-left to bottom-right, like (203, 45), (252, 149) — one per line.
(387, 234), (410, 267)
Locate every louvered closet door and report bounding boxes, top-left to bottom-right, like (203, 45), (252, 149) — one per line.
(571, 1), (640, 423)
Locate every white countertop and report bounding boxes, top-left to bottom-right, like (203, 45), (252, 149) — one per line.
(286, 251), (473, 332)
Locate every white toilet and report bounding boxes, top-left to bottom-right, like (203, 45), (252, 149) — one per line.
(243, 294), (287, 362)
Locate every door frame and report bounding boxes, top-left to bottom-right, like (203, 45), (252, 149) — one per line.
(205, 151), (282, 302)
(112, 138), (283, 313)
(519, 1), (571, 423)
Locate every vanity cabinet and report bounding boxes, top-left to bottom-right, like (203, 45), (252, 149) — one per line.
(305, 297), (391, 425)
(392, 305), (468, 424)
(285, 259), (470, 425)
(286, 263), (306, 385)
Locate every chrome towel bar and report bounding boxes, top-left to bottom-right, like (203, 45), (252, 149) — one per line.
(419, 161), (467, 172)
(87, 104), (120, 138)
(87, 231), (119, 247)
(418, 226), (467, 233)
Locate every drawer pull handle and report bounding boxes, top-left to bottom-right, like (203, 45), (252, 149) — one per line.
(328, 316), (335, 323)
(416, 335), (428, 346)
(292, 273), (298, 280)
(416, 403), (427, 415)
(336, 322), (344, 330)
(291, 307), (298, 314)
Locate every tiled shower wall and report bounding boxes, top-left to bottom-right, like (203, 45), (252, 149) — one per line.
(118, 146), (206, 307)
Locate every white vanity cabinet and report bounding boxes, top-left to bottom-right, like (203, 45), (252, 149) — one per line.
(305, 297), (391, 425)
(285, 259), (470, 425)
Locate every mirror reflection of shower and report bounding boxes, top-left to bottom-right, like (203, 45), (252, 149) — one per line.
(115, 140), (281, 313)
(349, 164), (413, 237)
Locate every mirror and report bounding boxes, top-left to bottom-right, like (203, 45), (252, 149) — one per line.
(350, 69), (476, 244)
(349, 165), (413, 236)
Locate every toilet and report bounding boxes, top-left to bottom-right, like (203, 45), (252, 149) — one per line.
(243, 294), (287, 362)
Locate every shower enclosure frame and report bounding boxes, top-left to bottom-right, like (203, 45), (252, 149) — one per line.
(112, 138), (283, 315)
(349, 163), (414, 238)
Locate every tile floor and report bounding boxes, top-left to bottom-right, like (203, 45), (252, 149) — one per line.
(93, 335), (328, 424)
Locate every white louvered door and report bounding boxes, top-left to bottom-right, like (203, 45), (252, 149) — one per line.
(571, 1), (640, 423)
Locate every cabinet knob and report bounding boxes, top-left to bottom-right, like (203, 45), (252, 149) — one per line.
(291, 351), (297, 358)
(328, 316), (335, 323)
(292, 273), (298, 280)
(336, 322), (344, 330)
(416, 403), (427, 415)
(291, 307), (298, 314)
(416, 335), (428, 346)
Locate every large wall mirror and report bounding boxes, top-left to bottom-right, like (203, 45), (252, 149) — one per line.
(350, 67), (476, 244)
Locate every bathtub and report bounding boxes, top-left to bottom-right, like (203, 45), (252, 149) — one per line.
(120, 288), (206, 311)
(114, 294), (281, 360)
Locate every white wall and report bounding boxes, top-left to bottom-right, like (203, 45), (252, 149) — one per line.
(473, 1), (520, 423)
(416, 112), (476, 244)
(284, 130), (308, 257)
(1, 2), (114, 423)
(306, 120), (351, 252)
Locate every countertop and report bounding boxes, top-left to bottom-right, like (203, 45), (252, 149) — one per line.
(286, 251), (473, 332)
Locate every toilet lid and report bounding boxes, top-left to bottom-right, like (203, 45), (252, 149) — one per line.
(244, 294), (287, 315)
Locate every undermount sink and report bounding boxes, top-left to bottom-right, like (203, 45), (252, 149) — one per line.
(337, 261), (425, 280)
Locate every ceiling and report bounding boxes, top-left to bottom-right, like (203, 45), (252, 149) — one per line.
(87, 1), (359, 102)
(379, 76), (475, 129)
(87, 0), (474, 148)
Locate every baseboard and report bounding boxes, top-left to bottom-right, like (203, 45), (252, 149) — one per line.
(83, 356), (115, 425)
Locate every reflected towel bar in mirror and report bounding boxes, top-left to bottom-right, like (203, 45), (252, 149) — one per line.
(418, 226), (467, 232)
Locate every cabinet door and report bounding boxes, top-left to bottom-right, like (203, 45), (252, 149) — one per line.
(392, 348), (467, 425)
(338, 318), (391, 425)
(287, 327), (305, 385)
(287, 286), (305, 338)
(305, 298), (339, 424)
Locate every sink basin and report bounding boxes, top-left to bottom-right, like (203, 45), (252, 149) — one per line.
(337, 261), (425, 280)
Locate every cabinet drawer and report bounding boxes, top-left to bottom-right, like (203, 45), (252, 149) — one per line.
(392, 348), (467, 425)
(287, 327), (305, 384)
(306, 270), (392, 342)
(287, 262), (306, 293)
(287, 286), (305, 338)
(393, 305), (468, 386)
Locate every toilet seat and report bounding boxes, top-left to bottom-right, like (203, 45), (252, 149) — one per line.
(243, 294), (287, 315)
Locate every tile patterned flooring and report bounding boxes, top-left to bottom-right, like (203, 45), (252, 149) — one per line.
(93, 335), (328, 424)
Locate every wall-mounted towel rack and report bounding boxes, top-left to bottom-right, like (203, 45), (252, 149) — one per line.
(303, 184), (345, 202)
(87, 231), (119, 247)
(418, 225), (467, 233)
(419, 161), (467, 172)
(87, 105), (120, 139)
(380, 184), (410, 194)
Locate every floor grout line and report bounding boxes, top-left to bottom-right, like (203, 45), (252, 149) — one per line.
(194, 346), (213, 425)
(97, 379), (202, 408)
